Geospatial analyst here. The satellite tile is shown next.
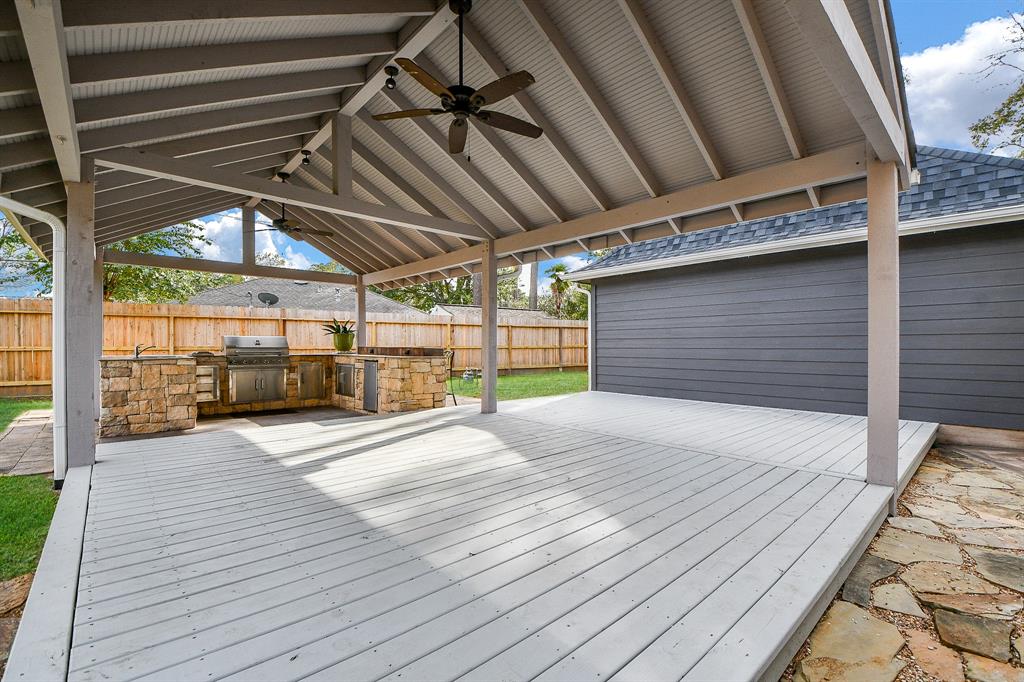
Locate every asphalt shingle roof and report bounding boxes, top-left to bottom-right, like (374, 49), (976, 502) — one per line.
(188, 277), (431, 317)
(576, 146), (1024, 275)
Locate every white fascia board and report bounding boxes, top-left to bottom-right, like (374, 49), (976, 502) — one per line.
(566, 204), (1024, 282)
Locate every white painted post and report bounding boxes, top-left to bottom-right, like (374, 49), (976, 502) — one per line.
(866, 155), (900, 511)
(93, 246), (104, 423)
(355, 275), (367, 350)
(481, 239), (498, 414)
(64, 158), (98, 467)
(332, 112), (353, 197)
(241, 205), (255, 266)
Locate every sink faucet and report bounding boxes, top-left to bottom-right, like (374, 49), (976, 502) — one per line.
(134, 344), (157, 358)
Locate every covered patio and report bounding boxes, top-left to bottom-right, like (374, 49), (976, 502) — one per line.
(1, 0), (919, 679)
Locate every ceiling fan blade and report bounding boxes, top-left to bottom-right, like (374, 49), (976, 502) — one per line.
(471, 71), (535, 107)
(282, 219), (301, 229)
(372, 108), (445, 121)
(449, 118), (468, 154)
(395, 58), (453, 99)
(474, 110), (543, 139)
(297, 228), (334, 237)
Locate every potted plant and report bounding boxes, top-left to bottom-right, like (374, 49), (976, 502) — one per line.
(322, 319), (356, 352)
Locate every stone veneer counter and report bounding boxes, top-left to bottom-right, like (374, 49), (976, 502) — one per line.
(334, 353), (447, 414)
(99, 356), (197, 437)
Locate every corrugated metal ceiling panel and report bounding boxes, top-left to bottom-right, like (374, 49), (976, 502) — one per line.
(69, 56), (371, 99)
(643, 0), (794, 177)
(473, 0), (649, 209)
(753, 0), (864, 155)
(64, 16), (407, 56)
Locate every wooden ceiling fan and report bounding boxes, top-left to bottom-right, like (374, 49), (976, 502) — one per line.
(372, 0), (543, 154)
(254, 173), (333, 240)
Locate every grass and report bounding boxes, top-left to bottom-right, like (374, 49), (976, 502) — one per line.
(0, 475), (58, 580)
(450, 370), (588, 401)
(0, 397), (52, 434)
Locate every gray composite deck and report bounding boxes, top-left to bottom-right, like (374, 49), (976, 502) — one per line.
(65, 392), (936, 681)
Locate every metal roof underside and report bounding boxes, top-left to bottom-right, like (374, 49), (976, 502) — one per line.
(0, 0), (914, 289)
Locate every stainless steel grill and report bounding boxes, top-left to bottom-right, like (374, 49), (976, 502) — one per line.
(222, 335), (290, 368)
(223, 336), (289, 404)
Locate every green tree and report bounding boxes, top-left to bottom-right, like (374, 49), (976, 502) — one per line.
(376, 266), (524, 312)
(970, 15), (1024, 155)
(1, 219), (239, 302)
(545, 263), (571, 317)
(309, 261), (353, 275)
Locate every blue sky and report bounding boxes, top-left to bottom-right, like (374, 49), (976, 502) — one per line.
(4, 2), (1024, 297)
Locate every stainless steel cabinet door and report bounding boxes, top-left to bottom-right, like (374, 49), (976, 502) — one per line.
(260, 368), (288, 402)
(297, 362), (324, 399)
(229, 368), (261, 404)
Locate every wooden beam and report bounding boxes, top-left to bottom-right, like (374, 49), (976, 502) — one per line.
(63, 158), (97, 466)
(782, 0), (907, 168)
(0, 61), (35, 97)
(355, 276), (367, 349)
(104, 249), (358, 285)
(242, 206), (255, 267)
(14, 0), (81, 182)
(364, 143), (867, 284)
(60, 1), (434, 26)
(90, 147), (487, 239)
(866, 156), (899, 504)
(867, 0), (904, 121)
(68, 34), (394, 84)
(266, 5), (457, 186)
(254, 202), (369, 274)
(75, 68), (364, 125)
(331, 112), (352, 197)
(93, 198), (243, 246)
(0, 104), (46, 141)
(480, 238), (497, 414)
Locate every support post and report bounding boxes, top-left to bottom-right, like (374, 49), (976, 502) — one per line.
(866, 155), (900, 512)
(481, 239), (497, 414)
(241, 205), (255, 266)
(93, 246), (104, 423)
(332, 112), (352, 197)
(64, 158), (98, 467)
(355, 275), (367, 350)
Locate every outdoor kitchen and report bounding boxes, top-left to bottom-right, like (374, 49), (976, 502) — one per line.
(98, 336), (449, 438)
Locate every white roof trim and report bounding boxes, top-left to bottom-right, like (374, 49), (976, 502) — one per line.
(566, 204), (1024, 282)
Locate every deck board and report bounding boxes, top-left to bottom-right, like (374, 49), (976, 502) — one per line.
(67, 393), (937, 682)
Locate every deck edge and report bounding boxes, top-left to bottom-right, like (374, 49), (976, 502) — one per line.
(3, 465), (92, 682)
(759, 485), (890, 682)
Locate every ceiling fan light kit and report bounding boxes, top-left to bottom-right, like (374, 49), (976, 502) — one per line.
(373, 0), (543, 154)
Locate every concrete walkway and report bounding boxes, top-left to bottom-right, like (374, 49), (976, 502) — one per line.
(0, 410), (53, 476)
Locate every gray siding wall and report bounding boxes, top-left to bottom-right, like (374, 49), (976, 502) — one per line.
(593, 224), (1024, 430)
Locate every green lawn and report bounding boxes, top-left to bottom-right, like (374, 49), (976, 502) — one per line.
(0, 397), (52, 434)
(0, 475), (58, 580)
(451, 370), (588, 401)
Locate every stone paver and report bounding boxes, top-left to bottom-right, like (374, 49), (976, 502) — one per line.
(841, 553), (899, 607)
(917, 593), (1023, 621)
(950, 472), (1013, 489)
(934, 610), (1013, 661)
(0, 410), (53, 476)
(906, 629), (965, 682)
(953, 527), (1024, 550)
(908, 501), (1014, 530)
(901, 562), (1000, 595)
(0, 575), (31, 616)
(886, 515), (943, 537)
(871, 583), (925, 617)
(870, 526), (963, 564)
(795, 601), (906, 682)
(968, 547), (1024, 592)
(963, 653), (1024, 682)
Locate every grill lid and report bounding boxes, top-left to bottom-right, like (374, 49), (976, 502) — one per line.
(222, 335), (289, 356)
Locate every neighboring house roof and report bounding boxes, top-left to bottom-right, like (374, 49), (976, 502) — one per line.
(188, 277), (431, 317)
(572, 146), (1024, 280)
(432, 304), (560, 324)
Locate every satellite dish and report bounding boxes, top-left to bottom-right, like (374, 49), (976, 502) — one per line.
(257, 292), (279, 307)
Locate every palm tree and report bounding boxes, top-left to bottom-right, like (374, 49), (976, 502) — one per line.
(546, 263), (571, 317)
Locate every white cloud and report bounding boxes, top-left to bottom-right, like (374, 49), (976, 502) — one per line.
(903, 15), (1024, 152)
(191, 209), (320, 270)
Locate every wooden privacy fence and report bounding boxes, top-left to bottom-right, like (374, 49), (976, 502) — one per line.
(0, 298), (588, 396)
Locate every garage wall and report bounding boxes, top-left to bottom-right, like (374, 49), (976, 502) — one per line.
(592, 223), (1024, 430)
